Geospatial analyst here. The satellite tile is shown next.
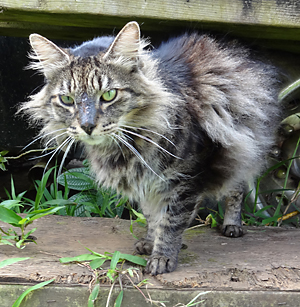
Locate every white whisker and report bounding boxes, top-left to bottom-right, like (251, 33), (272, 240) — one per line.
(42, 136), (73, 177)
(112, 132), (165, 182)
(118, 127), (181, 160)
(28, 148), (58, 160)
(58, 138), (75, 176)
(22, 128), (68, 152)
(110, 134), (126, 159)
(122, 124), (177, 148)
(44, 131), (69, 149)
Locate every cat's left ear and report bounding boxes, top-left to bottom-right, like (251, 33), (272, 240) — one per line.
(103, 21), (142, 63)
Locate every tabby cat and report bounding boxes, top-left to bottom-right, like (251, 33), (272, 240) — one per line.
(20, 21), (281, 275)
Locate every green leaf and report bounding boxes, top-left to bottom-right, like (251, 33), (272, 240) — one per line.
(0, 200), (23, 209)
(57, 168), (95, 191)
(88, 284), (100, 307)
(186, 291), (210, 306)
(262, 216), (281, 225)
(0, 239), (15, 246)
(42, 199), (77, 207)
(114, 290), (124, 307)
(110, 251), (121, 270)
(84, 246), (107, 258)
(16, 239), (26, 249)
(34, 168), (54, 210)
(24, 206), (65, 222)
(0, 207), (22, 226)
(0, 257), (30, 268)
(130, 209), (146, 222)
(12, 279), (55, 307)
(119, 253), (147, 267)
(59, 254), (100, 263)
(90, 258), (107, 270)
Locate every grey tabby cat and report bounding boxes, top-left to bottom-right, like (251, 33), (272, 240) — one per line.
(20, 21), (281, 275)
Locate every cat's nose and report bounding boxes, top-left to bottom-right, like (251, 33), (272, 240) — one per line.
(81, 123), (96, 135)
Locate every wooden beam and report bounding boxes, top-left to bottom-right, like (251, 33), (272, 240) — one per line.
(0, 0), (300, 52)
(1, 0), (300, 28)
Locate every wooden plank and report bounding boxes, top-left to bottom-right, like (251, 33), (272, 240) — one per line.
(1, 0), (300, 28)
(0, 0), (299, 44)
(1, 215), (300, 291)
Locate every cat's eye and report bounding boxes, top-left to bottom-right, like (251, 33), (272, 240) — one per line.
(59, 95), (74, 106)
(101, 89), (117, 102)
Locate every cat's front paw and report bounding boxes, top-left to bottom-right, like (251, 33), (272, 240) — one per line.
(135, 238), (154, 255)
(221, 224), (243, 237)
(145, 255), (177, 275)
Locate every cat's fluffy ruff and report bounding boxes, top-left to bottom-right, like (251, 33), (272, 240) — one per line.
(20, 21), (281, 275)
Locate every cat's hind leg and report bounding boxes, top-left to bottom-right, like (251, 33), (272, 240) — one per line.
(220, 190), (244, 237)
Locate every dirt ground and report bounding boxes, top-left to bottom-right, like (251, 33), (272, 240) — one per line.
(1, 215), (300, 291)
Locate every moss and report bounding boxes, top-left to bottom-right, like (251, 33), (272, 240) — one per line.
(179, 249), (199, 265)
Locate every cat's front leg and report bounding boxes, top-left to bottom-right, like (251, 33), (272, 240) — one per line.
(136, 203), (191, 275)
(134, 210), (155, 256)
(221, 190), (244, 237)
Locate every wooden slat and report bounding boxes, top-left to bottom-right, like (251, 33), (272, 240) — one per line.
(0, 0), (300, 52)
(1, 0), (300, 27)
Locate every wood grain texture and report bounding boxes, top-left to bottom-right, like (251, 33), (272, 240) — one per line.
(1, 215), (300, 291)
(0, 0), (299, 47)
(1, 0), (300, 27)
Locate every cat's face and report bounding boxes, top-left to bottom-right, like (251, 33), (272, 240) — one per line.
(25, 22), (163, 148)
(41, 54), (147, 146)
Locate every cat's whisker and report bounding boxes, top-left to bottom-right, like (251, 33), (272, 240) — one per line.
(161, 115), (181, 130)
(28, 147), (58, 161)
(43, 131), (69, 150)
(112, 133), (165, 182)
(109, 134), (126, 159)
(42, 136), (73, 177)
(121, 124), (177, 148)
(58, 138), (75, 176)
(22, 128), (68, 152)
(117, 127), (182, 160)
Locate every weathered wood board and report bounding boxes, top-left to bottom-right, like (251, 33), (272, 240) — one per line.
(1, 215), (300, 291)
(0, 0), (300, 52)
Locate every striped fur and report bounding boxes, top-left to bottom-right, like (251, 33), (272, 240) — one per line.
(20, 22), (281, 275)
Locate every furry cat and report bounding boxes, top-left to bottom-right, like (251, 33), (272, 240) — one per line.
(20, 21), (281, 275)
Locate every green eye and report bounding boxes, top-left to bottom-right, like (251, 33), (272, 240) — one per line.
(102, 89), (117, 102)
(60, 95), (74, 106)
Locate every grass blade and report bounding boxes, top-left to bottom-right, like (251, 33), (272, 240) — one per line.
(110, 251), (121, 270)
(0, 207), (22, 226)
(88, 284), (100, 307)
(114, 290), (124, 307)
(12, 279), (55, 307)
(59, 254), (100, 263)
(119, 253), (147, 267)
(0, 257), (30, 269)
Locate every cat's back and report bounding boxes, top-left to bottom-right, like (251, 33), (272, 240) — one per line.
(152, 32), (281, 194)
(69, 36), (114, 58)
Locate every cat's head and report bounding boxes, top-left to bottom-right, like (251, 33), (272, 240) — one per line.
(21, 22), (170, 150)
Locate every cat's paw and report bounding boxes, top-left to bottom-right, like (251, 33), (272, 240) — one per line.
(221, 225), (243, 238)
(134, 238), (154, 255)
(145, 255), (177, 275)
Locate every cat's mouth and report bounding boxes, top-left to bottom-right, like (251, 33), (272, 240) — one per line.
(78, 133), (111, 146)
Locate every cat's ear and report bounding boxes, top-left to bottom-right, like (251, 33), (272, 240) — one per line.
(103, 21), (142, 62)
(28, 34), (70, 79)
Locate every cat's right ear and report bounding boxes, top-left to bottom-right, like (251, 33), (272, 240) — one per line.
(28, 34), (70, 79)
